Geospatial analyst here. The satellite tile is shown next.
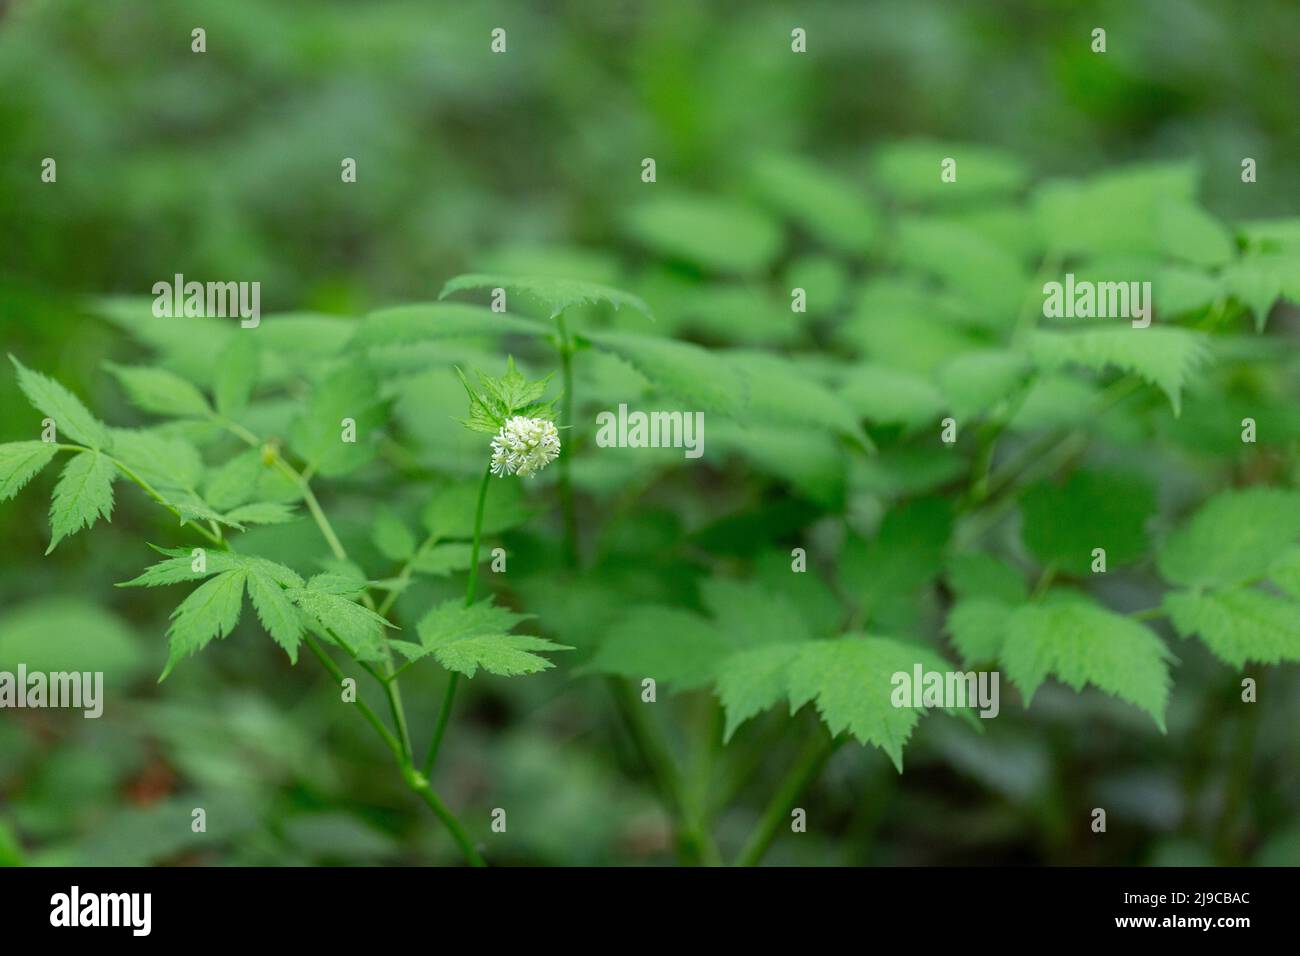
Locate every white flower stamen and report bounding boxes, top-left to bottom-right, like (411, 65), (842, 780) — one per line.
(490, 416), (560, 477)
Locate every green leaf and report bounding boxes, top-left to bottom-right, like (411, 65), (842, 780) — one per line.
(945, 598), (1014, 665)
(372, 509), (417, 562)
(874, 141), (1028, 203)
(47, 449), (116, 553)
(786, 636), (956, 771)
(1155, 198), (1234, 268)
(946, 552), (1027, 605)
(288, 363), (387, 477)
(1019, 469), (1155, 576)
(214, 335), (259, 417)
(1002, 598), (1171, 730)
(1269, 548), (1300, 600)
(105, 363), (212, 418)
(935, 349), (1030, 420)
(1026, 326), (1209, 414)
(1165, 587), (1300, 667)
(749, 152), (879, 254)
(586, 607), (731, 691)
(9, 355), (110, 449)
(203, 450), (264, 512)
(623, 194), (782, 274)
(414, 598), (568, 678)
(1157, 487), (1300, 589)
(109, 428), (204, 494)
(440, 274), (652, 320)
(118, 546), (242, 587)
(410, 543), (474, 576)
(895, 217), (1027, 317)
(222, 502), (298, 526)
(726, 351), (871, 447)
(699, 578), (813, 647)
(840, 364), (946, 429)
(161, 569), (247, 680)
(289, 585), (393, 663)
(1221, 257), (1285, 331)
(715, 642), (806, 740)
(587, 332), (747, 416)
(355, 303), (549, 349)
(0, 441), (58, 501)
(246, 567), (303, 663)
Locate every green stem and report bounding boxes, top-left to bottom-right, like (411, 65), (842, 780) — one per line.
(422, 462), (493, 778)
(735, 732), (842, 867)
(610, 679), (721, 866)
(305, 635), (484, 866)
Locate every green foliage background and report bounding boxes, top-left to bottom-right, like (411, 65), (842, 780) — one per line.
(1, 0), (1298, 866)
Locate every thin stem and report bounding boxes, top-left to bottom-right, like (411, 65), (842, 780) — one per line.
(735, 732), (842, 867)
(305, 635), (484, 867)
(610, 679), (722, 866)
(422, 673), (459, 777)
(304, 634), (403, 762)
(422, 462), (493, 778)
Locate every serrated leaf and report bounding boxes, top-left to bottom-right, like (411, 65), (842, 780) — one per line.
(105, 363), (212, 418)
(714, 642), (805, 740)
(1155, 198), (1234, 268)
(203, 450), (264, 511)
(10, 355), (110, 449)
(1019, 469), (1154, 576)
(1221, 258), (1285, 331)
(214, 335), (259, 417)
(0, 441), (58, 501)
(1165, 587), (1300, 667)
(726, 351), (871, 447)
(355, 303), (548, 350)
(440, 274), (652, 320)
(624, 195), (782, 274)
(161, 569), (246, 680)
(47, 450), (116, 553)
(587, 332), (747, 416)
(700, 578), (812, 647)
(289, 586), (393, 663)
(786, 637), (957, 771)
(415, 598), (566, 678)
(246, 568), (302, 663)
(1157, 487), (1300, 589)
(1026, 326), (1208, 414)
(108, 428), (204, 494)
(117, 546), (243, 587)
(1002, 598), (1171, 730)
(945, 598), (1014, 665)
(222, 501), (297, 526)
(749, 152), (878, 254)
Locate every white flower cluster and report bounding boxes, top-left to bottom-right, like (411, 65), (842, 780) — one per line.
(490, 416), (560, 477)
